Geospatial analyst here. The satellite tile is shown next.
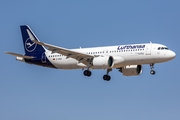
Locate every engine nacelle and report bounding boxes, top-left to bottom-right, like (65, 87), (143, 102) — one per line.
(92, 56), (114, 69)
(121, 65), (142, 76)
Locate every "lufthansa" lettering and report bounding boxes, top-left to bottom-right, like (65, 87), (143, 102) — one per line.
(117, 45), (145, 50)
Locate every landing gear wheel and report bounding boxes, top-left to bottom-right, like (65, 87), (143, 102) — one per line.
(103, 75), (111, 81)
(150, 63), (156, 75)
(150, 70), (156, 75)
(83, 70), (92, 77)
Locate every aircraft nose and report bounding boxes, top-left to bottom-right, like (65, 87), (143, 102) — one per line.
(169, 51), (176, 59)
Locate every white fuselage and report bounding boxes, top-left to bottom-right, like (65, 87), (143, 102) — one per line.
(44, 43), (175, 69)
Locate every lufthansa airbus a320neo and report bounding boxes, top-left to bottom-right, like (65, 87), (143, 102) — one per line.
(6, 25), (176, 81)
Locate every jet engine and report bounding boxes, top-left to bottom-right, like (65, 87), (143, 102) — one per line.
(120, 65), (142, 76)
(92, 56), (114, 69)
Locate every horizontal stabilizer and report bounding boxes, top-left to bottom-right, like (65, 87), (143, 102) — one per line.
(5, 52), (35, 59)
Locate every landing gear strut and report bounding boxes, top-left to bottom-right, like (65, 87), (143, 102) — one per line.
(103, 69), (112, 81)
(83, 70), (92, 77)
(150, 63), (156, 75)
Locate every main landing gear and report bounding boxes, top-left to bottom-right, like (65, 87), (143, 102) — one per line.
(103, 69), (112, 81)
(83, 70), (92, 77)
(83, 68), (112, 81)
(150, 63), (156, 75)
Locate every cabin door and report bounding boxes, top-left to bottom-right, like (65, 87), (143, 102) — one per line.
(41, 52), (47, 63)
(146, 44), (152, 55)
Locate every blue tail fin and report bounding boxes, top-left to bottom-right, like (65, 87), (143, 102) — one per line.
(20, 25), (46, 56)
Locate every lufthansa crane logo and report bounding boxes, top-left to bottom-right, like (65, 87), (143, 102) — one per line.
(25, 38), (37, 52)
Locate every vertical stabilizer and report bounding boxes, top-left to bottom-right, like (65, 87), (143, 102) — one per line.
(20, 25), (46, 56)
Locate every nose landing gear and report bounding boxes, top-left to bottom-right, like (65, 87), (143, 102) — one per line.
(150, 63), (156, 75)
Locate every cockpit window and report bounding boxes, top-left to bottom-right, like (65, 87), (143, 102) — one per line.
(158, 47), (169, 50)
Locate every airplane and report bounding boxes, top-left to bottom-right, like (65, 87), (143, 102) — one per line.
(6, 25), (176, 81)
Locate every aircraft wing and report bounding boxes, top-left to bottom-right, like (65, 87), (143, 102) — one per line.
(32, 40), (94, 65)
(5, 52), (35, 59)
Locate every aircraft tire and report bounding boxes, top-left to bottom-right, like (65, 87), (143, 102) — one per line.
(150, 70), (156, 75)
(84, 70), (92, 77)
(103, 75), (111, 81)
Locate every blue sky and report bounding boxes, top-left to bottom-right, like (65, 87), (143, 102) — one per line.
(0, 0), (180, 120)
